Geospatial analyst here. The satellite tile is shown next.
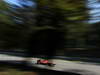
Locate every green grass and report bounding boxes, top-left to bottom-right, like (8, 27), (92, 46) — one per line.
(0, 67), (38, 75)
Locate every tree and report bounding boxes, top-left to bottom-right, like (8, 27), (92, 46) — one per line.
(0, 0), (89, 56)
(27, 0), (88, 58)
(0, 0), (36, 49)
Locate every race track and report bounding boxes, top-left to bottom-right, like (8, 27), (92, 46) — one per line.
(0, 54), (100, 75)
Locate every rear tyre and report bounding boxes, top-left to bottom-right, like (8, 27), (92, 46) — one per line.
(48, 63), (55, 67)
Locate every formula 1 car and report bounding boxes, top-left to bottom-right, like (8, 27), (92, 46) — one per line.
(36, 59), (55, 67)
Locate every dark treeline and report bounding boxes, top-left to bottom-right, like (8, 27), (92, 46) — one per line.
(0, 0), (100, 58)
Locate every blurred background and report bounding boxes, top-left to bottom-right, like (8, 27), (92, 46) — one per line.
(0, 0), (100, 57)
(0, 0), (100, 75)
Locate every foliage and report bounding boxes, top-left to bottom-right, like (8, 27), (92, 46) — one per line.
(0, 0), (93, 55)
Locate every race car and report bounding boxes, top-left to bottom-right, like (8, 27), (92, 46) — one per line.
(36, 59), (55, 67)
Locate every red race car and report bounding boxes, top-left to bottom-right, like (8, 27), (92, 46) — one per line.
(36, 59), (55, 67)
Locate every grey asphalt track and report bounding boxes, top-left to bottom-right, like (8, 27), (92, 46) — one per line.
(0, 54), (100, 75)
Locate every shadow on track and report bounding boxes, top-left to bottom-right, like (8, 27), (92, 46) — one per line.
(0, 61), (80, 75)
